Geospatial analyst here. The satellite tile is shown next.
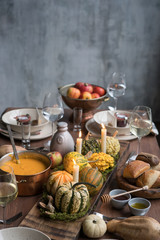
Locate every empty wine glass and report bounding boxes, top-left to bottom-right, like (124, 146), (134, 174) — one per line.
(129, 106), (152, 155)
(42, 92), (64, 150)
(0, 164), (18, 228)
(107, 72), (126, 110)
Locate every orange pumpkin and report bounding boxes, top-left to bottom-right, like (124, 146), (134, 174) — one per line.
(46, 170), (73, 196)
(79, 167), (104, 196)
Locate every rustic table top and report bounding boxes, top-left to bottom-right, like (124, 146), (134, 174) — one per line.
(0, 108), (160, 240)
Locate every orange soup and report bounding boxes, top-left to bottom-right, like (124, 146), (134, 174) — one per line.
(6, 158), (48, 175)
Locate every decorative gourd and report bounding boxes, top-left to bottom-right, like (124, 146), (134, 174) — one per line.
(55, 182), (89, 214)
(82, 139), (100, 155)
(82, 214), (107, 238)
(46, 170), (73, 196)
(106, 136), (120, 157)
(79, 167), (104, 196)
(88, 152), (115, 172)
(63, 152), (91, 174)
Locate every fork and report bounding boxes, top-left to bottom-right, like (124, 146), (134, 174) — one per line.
(0, 212), (22, 224)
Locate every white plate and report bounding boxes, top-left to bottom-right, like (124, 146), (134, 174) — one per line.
(85, 118), (137, 141)
(2, 108), (48, 133)
(0, 227), (51, 240)
(0, 122), (55, 141)
(93, 110), (131, 136)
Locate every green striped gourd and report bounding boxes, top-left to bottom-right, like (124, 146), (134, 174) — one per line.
(63, 152), (91, 174)
(79, 167), (104, 196)
(55, 182), (89, 214)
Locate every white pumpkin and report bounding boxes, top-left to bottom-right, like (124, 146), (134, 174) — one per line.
(82, 214), (107, 238)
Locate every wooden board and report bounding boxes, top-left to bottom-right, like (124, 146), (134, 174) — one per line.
(20, 141), (130, 240)
(116, 153), (160, 199)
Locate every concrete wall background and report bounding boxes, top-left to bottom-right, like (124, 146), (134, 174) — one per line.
(0, 0), (160, 121)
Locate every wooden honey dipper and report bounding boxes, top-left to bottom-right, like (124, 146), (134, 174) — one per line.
(101, 185), (149, 203)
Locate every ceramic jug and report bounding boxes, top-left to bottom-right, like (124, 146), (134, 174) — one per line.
(50, 122), (74, 156)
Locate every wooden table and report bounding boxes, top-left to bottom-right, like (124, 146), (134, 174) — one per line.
(0, 109), (160, 240)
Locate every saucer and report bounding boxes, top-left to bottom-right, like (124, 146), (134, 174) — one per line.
(85, 118), (137, 141)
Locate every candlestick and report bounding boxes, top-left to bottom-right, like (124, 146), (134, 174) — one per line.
(76, 131), (82, 154)
(101, 123), (106, 153)
(73, 160), (79, 182)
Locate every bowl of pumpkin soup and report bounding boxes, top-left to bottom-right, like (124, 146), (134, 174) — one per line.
(0, 151), (52, 196)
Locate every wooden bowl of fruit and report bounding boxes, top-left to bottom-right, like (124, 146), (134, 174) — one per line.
(58, 83), (109, 121)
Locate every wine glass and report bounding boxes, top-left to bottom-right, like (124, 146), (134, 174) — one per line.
(42, 92), (64, 150)
(129, 106), (152, 155)
(107, 72), (126, 110)
(0, 164), (18, 228)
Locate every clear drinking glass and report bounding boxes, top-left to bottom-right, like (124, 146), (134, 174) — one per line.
(0, 164), (18, 228)
(42, 92), (64, 150)
(21, 121), (31, 148)
(107, 72), (126, 110)
(129, 106), (152, 155)
(73, 107), (83, 131)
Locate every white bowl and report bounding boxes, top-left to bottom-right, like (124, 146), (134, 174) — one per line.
(128, 197), (151, 216)
(93, 110), (131, 135)
(109, 189), (131, 209)
(0, 227), (51, 240)
(2, 108), (48, 133)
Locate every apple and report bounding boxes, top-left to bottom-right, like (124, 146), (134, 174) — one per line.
(74, 82), (84, 89)
(47, 151), (63, 168)
(80, 91), (92, 99)
(93, 86), (105, 96)
(67, 87), (81, 99)
(79, 83), (93, 93)
(91, 93), (100, 99)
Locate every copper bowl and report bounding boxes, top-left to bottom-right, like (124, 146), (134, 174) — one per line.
(58, 83), (109, 121)
(0, 151), (51, 196)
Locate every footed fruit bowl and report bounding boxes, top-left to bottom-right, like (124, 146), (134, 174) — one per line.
(58, 83), (109, 121)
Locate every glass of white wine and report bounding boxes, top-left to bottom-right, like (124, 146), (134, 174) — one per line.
(0, 164), (18, 228)
(42, 92), (64, 150)
(129, 106), (152, 155)
(107, 72), (126, 110)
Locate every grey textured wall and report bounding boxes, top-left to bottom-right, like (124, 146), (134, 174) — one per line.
(0, 0), (160, 121)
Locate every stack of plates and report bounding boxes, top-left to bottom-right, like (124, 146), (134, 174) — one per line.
(85, 110), (137, 141)
(1, 108), (54, 140)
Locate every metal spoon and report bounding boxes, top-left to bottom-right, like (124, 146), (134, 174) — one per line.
(6, 124), (20, 164)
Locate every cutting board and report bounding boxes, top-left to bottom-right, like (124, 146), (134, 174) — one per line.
(20, 141), (130, 240)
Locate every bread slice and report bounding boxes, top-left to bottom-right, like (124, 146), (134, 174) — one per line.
(136, 169), (160, 188)
(123, 160), (150, 179)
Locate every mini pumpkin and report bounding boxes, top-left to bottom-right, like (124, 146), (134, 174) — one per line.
(82, 214), (107, 238)
(79, 166), (104, 196)
(55, 182), (89, 214)
(63, 152), (91, 174)
(46, 170), (73, 196)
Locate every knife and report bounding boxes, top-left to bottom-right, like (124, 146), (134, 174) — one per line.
(92, 212), (126, 222)
(125, 151), (136, 165)
(0, 211), (22, 224)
